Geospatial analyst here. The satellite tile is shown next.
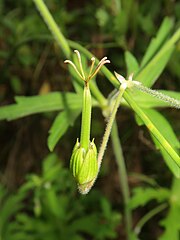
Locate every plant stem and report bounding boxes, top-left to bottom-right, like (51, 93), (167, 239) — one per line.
(111, 121), (132, 239)
(134, 203), (168, 236)
(32, 1), (107, 108)
(80, 83), (91, 151)
(33, 0), (71, 57)
(85, 85), (126, 193)
(134, 84), (180, 109)
(97, 86), (125, 168)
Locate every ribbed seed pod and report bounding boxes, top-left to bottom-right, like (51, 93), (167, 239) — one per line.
(70, 139), (98, 186)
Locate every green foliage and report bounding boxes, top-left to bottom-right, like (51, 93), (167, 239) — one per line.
(135, 108), (180, 177)
(0, 92), (82, 121)
(135, 25), (179, 87)
(0, 0), (180, 239)
(48, 109), (81, 151)
(129, 178), (180, 239)
(140, 18), (174, 69)
(0, 154), (121, 240)
(125, 51), (139, 76)
(159, 179), (180, 240)
(129, 187), (170, 209)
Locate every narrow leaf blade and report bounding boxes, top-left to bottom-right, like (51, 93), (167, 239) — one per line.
(141, 17), (174, 68)
(125, 51), (139, 76)
(136, 27), (180, 87)
(47, 109), (81, 151)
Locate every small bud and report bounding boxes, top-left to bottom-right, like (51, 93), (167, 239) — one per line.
(70, 139), (98, 192)
(114, 71), (141, 89)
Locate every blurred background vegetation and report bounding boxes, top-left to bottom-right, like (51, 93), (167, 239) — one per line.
(0, 0), (180, 239)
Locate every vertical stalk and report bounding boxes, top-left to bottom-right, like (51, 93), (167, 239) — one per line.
(97, 86), (125, 168)
(111, 121), (132, 239)
(80, 82), (91, 151)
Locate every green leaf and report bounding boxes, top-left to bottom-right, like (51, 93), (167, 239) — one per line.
(129, 187), (170, 210)
(47, 109), (81, 151)
(141, 17), (174, 68)
(159, 179), (180, 240)
(0, 191), (25, 237)
(125, 51), (139, 76)
(136, 27), (180, 87)
(136, 47), (174, 87)
(42, 153), (62, 181)
(0, 92), (82, 121)
(143, 109), (180, 177)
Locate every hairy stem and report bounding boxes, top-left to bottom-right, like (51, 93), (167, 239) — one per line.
(97, 86), (125, 168)
(111, 121), (132, 239)
(134, 84), (180, 109)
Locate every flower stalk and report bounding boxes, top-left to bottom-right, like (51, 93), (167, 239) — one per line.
(65, 50), (110, 194)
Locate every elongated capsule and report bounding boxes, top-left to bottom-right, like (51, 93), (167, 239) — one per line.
(70, 139), (98, 189)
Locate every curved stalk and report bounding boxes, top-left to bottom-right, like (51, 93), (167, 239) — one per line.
(134, 203), (168, 235)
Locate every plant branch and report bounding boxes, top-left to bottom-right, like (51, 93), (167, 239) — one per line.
(134, 203), (168, 235)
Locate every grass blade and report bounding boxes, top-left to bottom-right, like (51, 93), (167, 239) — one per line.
(135, 27), (180, 87)
(140, 17), (174, 68)
(125, 51), (139, 76)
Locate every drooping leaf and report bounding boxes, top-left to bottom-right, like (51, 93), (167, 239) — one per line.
(0, 92), (82, 121)
(47, 109), (81, 151)
(129, 187), (170, 210)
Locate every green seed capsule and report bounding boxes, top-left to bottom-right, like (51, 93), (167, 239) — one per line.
(70, 139), (98, 187)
